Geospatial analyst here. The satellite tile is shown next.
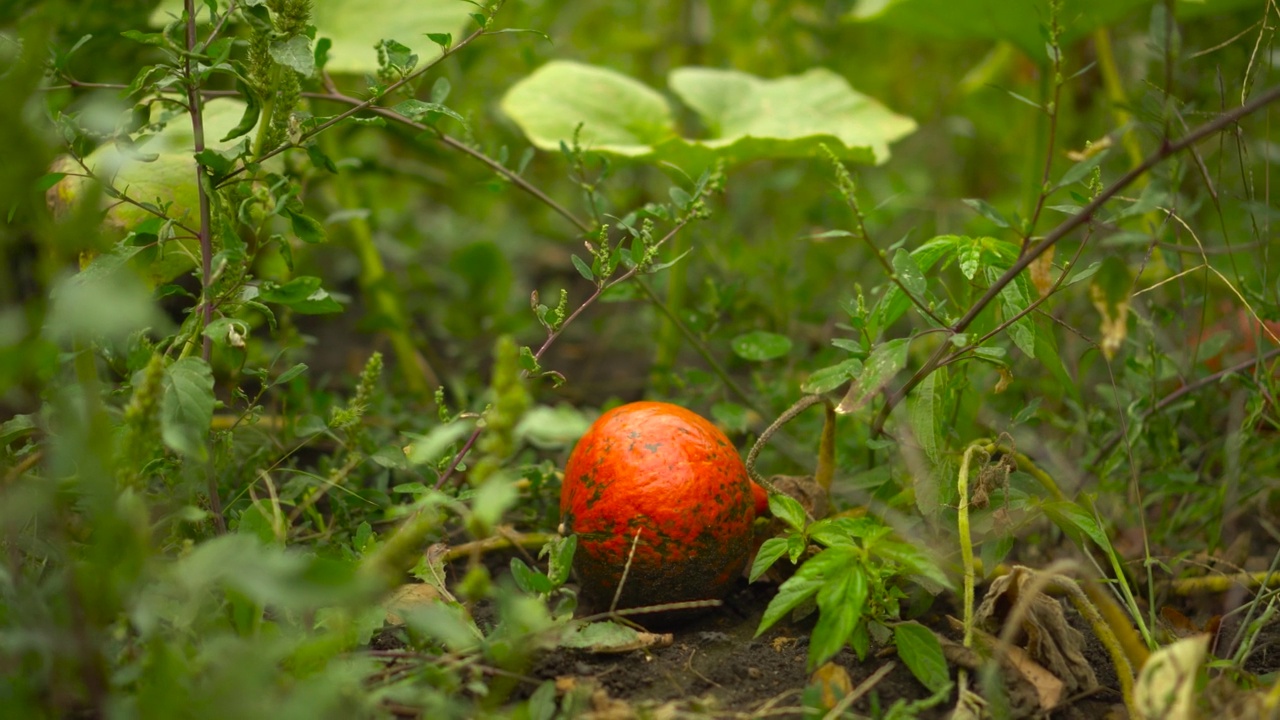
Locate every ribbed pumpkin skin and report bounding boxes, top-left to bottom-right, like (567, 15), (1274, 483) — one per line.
(560, 402), (755, 612)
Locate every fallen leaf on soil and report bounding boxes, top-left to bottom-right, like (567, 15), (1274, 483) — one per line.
(559, 621), (673, 654)
(1134, 633), (1207, 720)
(810, 661), (853, 710)
(975, 568), (1097, 693)
(941, 620), (1056, 716)
(383, 583), (442, 625)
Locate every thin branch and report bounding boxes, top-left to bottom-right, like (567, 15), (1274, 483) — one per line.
(1093, 346), (1280, 464)
(215, 4), (502, 188)
(182, 0), (225, 533)
(870, 83), (1280, 436)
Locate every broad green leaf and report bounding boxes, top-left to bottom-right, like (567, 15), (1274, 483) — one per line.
(958, 238), (983, 280)
(269, 34), (314, 76)
(666, 66), (916, 166)
(514, 405), (592, 450)
(846, 0), (1255, 59)
(502, 63), (916, 170)
(801, 358), (863, 395)
(47, 99), (275, 283)
(769, 493), (809, 532)
(894, 622), (951, 693)
(501, 60), (677, 158)
(986, 265), (1036, 358)
(1042, 500), (1114, 555)
(808, 601), (857, 668)
(891, 248), (927, 298)
(836, 337), (910, 414)
(756, 547), (855, 636)
(874, 539), (954, 590)
(908, 370), (939, 462)
(731, 331), (793, 362)
(748, 537), (791, 582)
(149, 0), (472, 75)
(257, 276), (343, 314)
(162, 357), (215, 459)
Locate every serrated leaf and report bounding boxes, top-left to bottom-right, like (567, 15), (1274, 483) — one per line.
(836, 337), (910, 414)
(756, 566), (825, 636)
(958, 238), (983, 280)
(769, 493), (808, 532)
(162, 357), (215, 458)
(894, 622), (950, 693)
(809, 601), (857, 668)
(270, 34), (314, 75)
(987, 265), (1036, 358)
(394, 98), (467, 128)
(731, 331), (792, 362)
(748, 537), (790, 582)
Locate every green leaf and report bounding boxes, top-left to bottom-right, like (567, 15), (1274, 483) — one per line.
(808, 601), (857, 668)
(845, 0), (1253, 59)
(543, 534), (577, 587)
(908, 370), (939, 462)
(162, 357), (215, 458)
(270, 34), (314, 75)
(836, 337), (910, 414)
(894, 622), (951, 693)
(501, 62), (916, 170)
(394, 98), (467, 128)
(961, 198), (1010, 228)
(285, 207), (327, 244)
(874, 540), (954, 590)
(958, 238), (983, 280)
(731, 331), (793, 362)
(891, 248), (927, 298)
(769, 493), (808, 533)
(806, 519), (857, 548)
(1042, 500), (1114, 554)
(257, 276), (343, 314)
(749, 537), (791, 582)
(987, 266), (1035, 358)
(510, 558), (554, 594)
(801, 358), (863, 394)
(500, 60), (677, 158)
(571, 254), (594, 281)
(756, 568), (824, 636)
(666, 66), (916, 167)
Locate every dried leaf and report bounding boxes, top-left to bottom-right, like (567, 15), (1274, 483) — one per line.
(975, 569), (1097, 693)
(810, 661), (854, 711)
(383, 583), (442, 625)
(1134, 634), (1208, 720)
(1030, 245), (1055, 298)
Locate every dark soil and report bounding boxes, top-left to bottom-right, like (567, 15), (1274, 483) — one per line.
(529, 580), (945, 718)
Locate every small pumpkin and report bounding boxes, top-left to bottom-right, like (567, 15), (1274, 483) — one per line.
(560, 401), (759, 613)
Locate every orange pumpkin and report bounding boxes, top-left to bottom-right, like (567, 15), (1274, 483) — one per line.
(560, 401), (758, 613)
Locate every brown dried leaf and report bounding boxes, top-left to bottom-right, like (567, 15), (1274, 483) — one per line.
(383, 583), (442, 625)
(975, 569), (1097, 693)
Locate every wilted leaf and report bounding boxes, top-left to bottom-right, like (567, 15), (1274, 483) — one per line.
(1134, 634), (1208, 720)
(1089, 255), (1132, 359)
(559, 621), (672, 653)
(810, 662), (854, 711)
(384, 583), (442, 625)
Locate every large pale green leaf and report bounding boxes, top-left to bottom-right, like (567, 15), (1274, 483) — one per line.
(162, 356), (215, 459)
(501, 62), (916, 171)
(500, 60), (678, 158)
(313, 0), (472, 75)
(150, 0), (472, 75)
(49, 99), (267, 243)
(666, 67), (915, 166)
(847, 0), (1258, 59)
